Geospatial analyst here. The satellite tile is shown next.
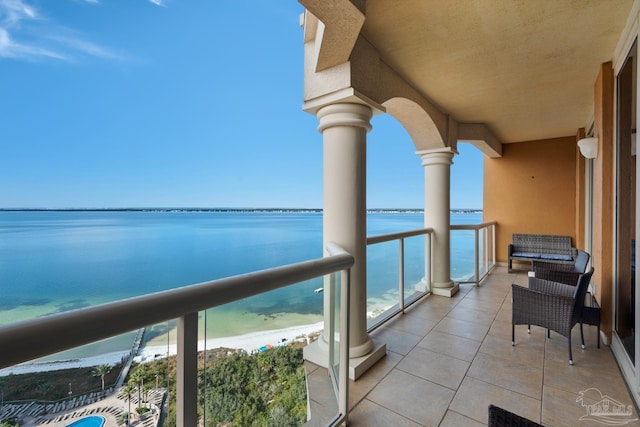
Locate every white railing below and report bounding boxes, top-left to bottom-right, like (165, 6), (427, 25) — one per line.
(451, 221), (497, 285)
(366, 228), (434, 331)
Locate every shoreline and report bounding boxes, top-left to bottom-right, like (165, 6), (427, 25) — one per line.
(0, 322), (324, 376)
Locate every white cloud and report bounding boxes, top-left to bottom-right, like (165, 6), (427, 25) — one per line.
(0, 0), (122, 62)
(0, 27), (67, 60)
(149, 0), (165, 7)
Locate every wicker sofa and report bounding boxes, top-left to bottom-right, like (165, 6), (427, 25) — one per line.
(508, 233), (577, 273)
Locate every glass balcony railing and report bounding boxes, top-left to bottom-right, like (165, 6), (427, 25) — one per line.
(365, 221), (497, 329)
(451, 221), (497, 285)
(0, 243), (353, 427)
(366, 228), (433, 331)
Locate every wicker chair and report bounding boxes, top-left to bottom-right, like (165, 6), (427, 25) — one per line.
(532, 249), (590, 274)
(512, 268), (594, 365)
(488, 405), (542, 427)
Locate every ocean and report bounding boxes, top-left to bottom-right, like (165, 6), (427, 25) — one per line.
(0, 210), (481, 362)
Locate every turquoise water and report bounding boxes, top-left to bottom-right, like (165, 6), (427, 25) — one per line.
(66, 416), (105, 427)
(0, 210), (481, 359)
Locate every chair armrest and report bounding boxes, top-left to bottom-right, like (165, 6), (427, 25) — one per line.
(508, 243), (514, 256)
(531, 268), (581, 286)
(528, 277), (575, 298)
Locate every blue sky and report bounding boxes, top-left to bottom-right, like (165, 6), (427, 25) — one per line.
(0, 0), (483, 209)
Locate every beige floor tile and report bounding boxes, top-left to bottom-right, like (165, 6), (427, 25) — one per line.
(433, 317), (490, 342)
(367, 369), (455, 426)
(449, 377), (541, 425)
(543, 349), (632, 399)
(463, 287), (509, 303)
(349, 350), (403, 410)
(404, 299), (455, 323)
(438, 410), (485, 427)
(467, 352), (543, 399)
(347, 399), (422, 427)
(455, 297), (503, 314)
(446, 306), (496, 326)
(384, 312), (438, 337)
(417, 330), (481, 362)
(370, 325), (422, 356)
(397, 346), (470, 390)
(478, 332), (544, 369)
(493, 301), (512, 322)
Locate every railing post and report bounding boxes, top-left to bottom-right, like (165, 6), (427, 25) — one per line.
(328, 272), (336, 383)
(338, 268), (350, 423)
(399, 238), (405, 313)
(426, 233), (432, 291)
(177, 312), (198, 427)
(491, 224), (496, 267)
(474, 228), (480, 284)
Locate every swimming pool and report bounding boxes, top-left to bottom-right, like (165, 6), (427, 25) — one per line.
(65, 416), (105, 427)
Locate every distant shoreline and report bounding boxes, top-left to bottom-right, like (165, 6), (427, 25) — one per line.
(0, 207), (482, 214)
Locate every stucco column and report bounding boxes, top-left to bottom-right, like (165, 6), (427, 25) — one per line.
(317, 103), (374, 358)
(418, 148), (459, 297)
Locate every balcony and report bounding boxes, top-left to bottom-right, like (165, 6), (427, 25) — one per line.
(0, 225), (633, 427)
(307, 266), (637, 426)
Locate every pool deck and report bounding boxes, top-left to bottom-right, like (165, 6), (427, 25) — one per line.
(20, 388), (164, 427)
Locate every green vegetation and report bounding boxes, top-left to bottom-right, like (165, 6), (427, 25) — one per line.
(0, 363), (122, 401)
(0, 346), (307, 426)
(131, 346), (307, 427)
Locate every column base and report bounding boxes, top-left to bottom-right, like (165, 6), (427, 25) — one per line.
(415, 278), (429, 293)
(303, 339), (387, 381)
(431, 282), (460, 297)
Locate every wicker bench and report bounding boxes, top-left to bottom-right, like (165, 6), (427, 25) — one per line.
(508, 233), (577, 273)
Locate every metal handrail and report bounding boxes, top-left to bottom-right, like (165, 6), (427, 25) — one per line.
(366, 227), (434, 245)
(450, 221), (497, 231)
(0, 252), (353, 370)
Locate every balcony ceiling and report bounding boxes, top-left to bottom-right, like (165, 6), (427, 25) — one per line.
(360, 0), (634, 143)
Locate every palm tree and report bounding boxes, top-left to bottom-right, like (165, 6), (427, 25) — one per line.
(92, 364), (112, 391)
(129, 366), (147, 406)
(122, 384), (134, 427)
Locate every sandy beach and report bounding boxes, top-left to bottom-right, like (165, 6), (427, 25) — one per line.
(0, 322), (324, 376)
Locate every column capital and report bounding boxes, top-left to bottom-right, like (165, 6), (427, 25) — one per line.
(416, 147), (458, 167)
(317, 103), (373, 133)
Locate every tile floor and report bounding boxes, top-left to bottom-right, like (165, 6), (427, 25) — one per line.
(305, 266), (640, 426)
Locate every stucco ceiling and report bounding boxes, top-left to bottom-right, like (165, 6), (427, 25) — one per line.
(360, 0), (634, 143)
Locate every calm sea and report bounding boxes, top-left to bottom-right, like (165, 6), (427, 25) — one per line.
(0, 210), (481, 361)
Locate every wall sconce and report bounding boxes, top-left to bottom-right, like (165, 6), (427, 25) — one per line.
(577, 137), (598, 159)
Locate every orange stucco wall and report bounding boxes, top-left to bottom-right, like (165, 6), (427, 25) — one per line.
(484, 137), (578, 267)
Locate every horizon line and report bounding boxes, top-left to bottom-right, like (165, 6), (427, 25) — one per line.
(0, 207), (483, 212)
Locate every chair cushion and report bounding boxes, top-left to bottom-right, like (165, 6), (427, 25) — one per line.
(540, 254), (573, 261)
(512, 252), (541, 259)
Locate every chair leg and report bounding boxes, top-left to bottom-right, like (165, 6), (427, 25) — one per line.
(569, 335), (573, 365)
(547, 329), (550, 338)
(528, 324), (531, 334)
(597, 325), (601, 348)
(512, 324), (515, 346)
(580, 322), (585, 349)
